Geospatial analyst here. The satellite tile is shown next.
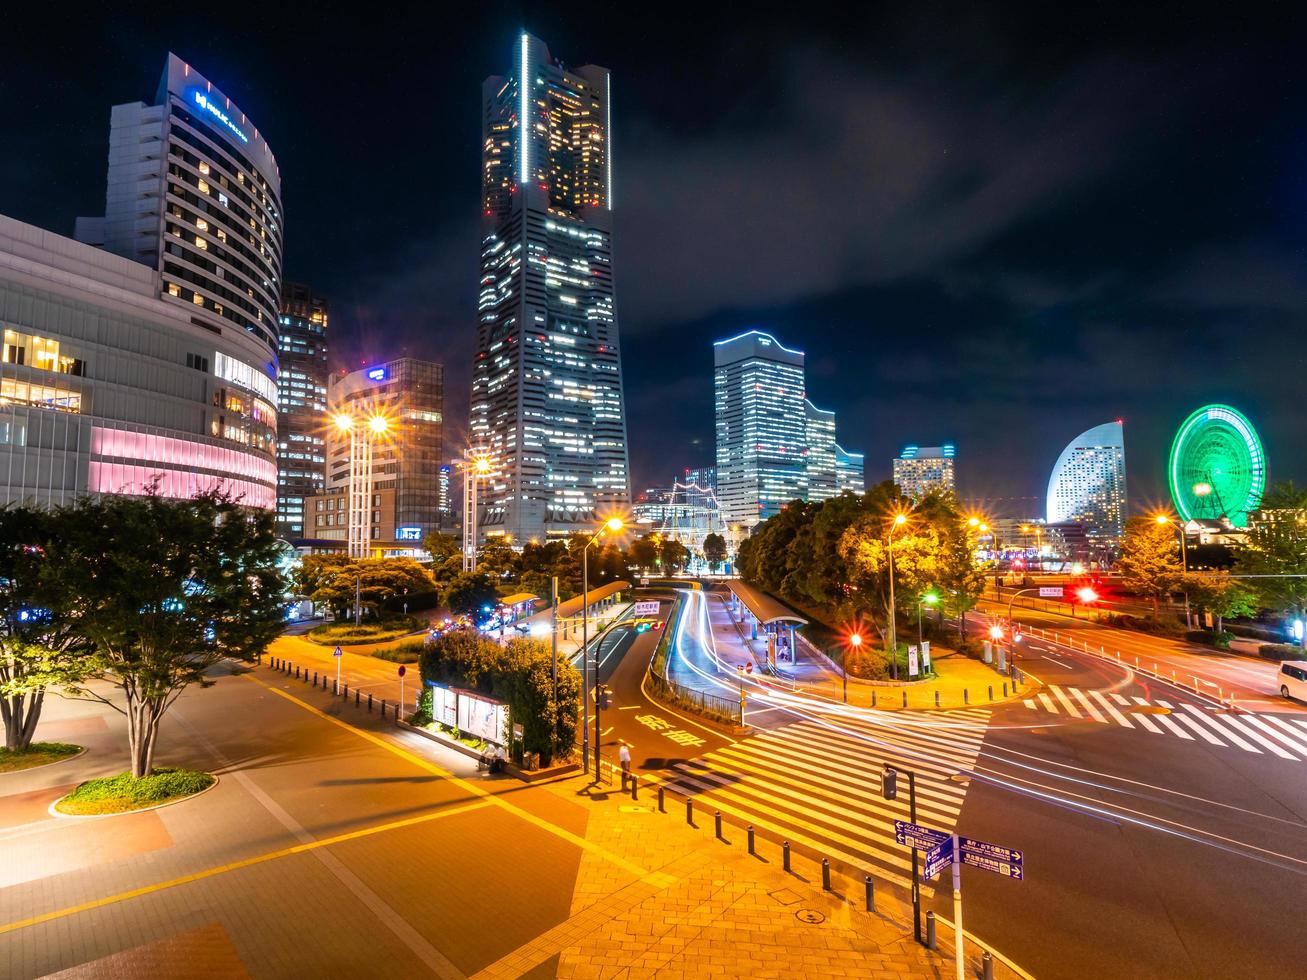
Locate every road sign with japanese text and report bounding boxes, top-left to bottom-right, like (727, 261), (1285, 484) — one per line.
(1039, 587), (1064, 598)
(633, 600), (661, 616)
(924, 836), (955, 879)
(958, 836), (1024, 879)
(894, 820), (949, 851)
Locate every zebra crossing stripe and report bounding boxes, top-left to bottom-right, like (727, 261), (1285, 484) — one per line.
(1146, 711), (1194, 741)
(1049, 686), (1084, 718)
(1069, 688), (1108, 723)
(1024, 699), (1037, 709)
(1259, 714), (1307, 752)
(1168, 711), (1226, 746)
(1242, 714), (1307, 756)
(1087, 690), (1134, 728)
(1179, 705), (1261, 753)
(1110, 692), (1132, 706)
(798, 715), (988, 773)
(1215, 712), (1298, 760)
(1128, 698), (1165, 734)
(1037, 692), (1058, 713)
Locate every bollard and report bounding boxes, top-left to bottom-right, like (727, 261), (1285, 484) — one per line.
(295, 666), (300, 679)
(333, 680), (339, 695)
(315, 671), (320, 687)
(964, 689), (969, 705)
(822, 858), (831, 891)
(747, 825), (755, 855)
(983, 950), (994, 980)
(715, 810), (723, 839)
(368, 693), (373, 712)
(381, 699), (387, 718)
(630, 776), (638, 801)
(658, 786), (665, 812)
(686, 799), (694, 825)
(902, 691), (907, 708)
(1002, 682), (1008, 697)
(355, 689), (360, 707)
(934, 691), (940, 707)
(926, 910), (937, 950)
(872, 690), (877, 707)
(988, 684), (993, 701)
(783, 840), (791, 872)
(865, 875), (874, 912)
(343, 683), (348, 698)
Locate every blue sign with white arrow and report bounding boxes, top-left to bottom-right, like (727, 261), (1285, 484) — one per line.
(958, 836), (1023, 879)
(894, 820), (950, 851)
(923, 836), (955, 879)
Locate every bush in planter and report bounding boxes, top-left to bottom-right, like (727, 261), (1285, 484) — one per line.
(1184, 630), (1234, 650)
(1259, 642), (1306, 660)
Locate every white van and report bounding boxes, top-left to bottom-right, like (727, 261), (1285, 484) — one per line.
(1278, 662), (1307, 701)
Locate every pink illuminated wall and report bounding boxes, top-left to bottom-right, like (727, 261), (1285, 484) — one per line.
(89, 426), (276, 509)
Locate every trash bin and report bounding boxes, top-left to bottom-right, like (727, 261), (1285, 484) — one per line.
(523, 751), (540, 771)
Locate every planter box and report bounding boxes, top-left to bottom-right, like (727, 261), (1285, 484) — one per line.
(398, 720), (579, 782)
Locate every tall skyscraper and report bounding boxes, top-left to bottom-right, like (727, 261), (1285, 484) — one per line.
(714, 331), (808, 530)
(1047, 421), (1127, 542)
(805, 400), (837, 501)
(835, 444), (865, 495)
(76, 54), (283, 367)
(470, 33), (630, 542)
(682, 466), (717, 492)
(893, 444), (956, 499)
(307, 358), (444, 555)
(276, 283), (328, 538)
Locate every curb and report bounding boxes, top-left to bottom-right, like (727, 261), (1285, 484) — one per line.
(48, 772), (221, 820)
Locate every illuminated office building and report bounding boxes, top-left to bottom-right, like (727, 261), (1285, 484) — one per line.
(275, 283), (327, 537)
(805, 400), (837, 501)
(76, 53), (282, 366)
(682, 466), (717, 492)
(0, 213), (276, 508)
(835, 444), (865, 495)
(471, 33), (630, 542)
(1046, 421), (1127, 542)
(714, 331), (808, 529)
(307, 358), (443, 555)
(893, 444), (956, 499)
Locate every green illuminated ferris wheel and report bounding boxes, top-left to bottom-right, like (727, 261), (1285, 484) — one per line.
(1168, 404), (1266, 527)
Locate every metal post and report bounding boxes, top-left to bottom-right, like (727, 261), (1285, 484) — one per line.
(888, 525), (899, 680)
(368, 693), (373, 711)
(747, 825), (755, 855)
(550, 575), (558, 704)
(583, 545), (591, 774)
(686, 799), (693, 824)
(822, 858), (831, 891)
(951, 832), (964, 980)
(630, 776), (638, 801)
(658, 786), (665, 812)
(982, 951), (994, 980)
(910, 770), (921, 943)
(354, 574), (361, 627)
(783, 840), (791, 872)
(715, 810), (723, 839)
(865, 876), (874, 912)
(926, 911), (937, 950)
(935, 691), (940, 707)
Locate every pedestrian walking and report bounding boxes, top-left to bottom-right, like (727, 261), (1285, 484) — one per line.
(619, 742), (632, 789)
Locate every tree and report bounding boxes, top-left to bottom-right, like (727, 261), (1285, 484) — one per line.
(0, 508), (92, 751)
(1117, 517), (1182, 621)
(443, 572), (499, 618)
(1239, 482), (1307, 647)
(308, 558), (435, 620)
(293, 553), (352, 600)
(933, 513), (990, 638)
(423, 532), (460, 564)
(702, 533), (728, 571)
(54, 492), (285, 778)
(839, 512), (944, 642)
(659, 537), (691, 573)
(1183, 573), (1258, 633)
(477, 541), (520, 582)
(629, 536), (660, 573)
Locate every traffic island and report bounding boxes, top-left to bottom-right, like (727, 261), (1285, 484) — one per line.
(51, 768), (216, 816)
(0, 741), (84, 773)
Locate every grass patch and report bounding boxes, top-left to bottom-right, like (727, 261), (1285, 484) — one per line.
(372, 640), (425, 664)
(309, 615), (424, 645)
(55, 767), (214, 815)
(0, 741), (81, 773)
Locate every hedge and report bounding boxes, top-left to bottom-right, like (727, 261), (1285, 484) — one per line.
(1259, 643), (1306, 660)
(1184, 630), (1234, 650)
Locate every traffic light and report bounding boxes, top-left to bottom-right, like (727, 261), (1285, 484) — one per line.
(882, 764), (898, 801)
(598, 685), (613, 709)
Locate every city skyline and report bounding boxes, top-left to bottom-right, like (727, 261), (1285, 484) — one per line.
(2, 7), (1304, 511)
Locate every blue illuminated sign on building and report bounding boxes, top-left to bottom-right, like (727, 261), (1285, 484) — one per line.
(367, 367), (388, 382)
(395, 526), (423, 541)
(192, 92), (250, 144)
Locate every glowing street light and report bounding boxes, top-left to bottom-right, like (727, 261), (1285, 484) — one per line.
(989, 624), (1004, 641)
(332, 407), (391, 559)
(1076, 587), (1099, 605)
(461, 450), (495, 573)
(887, 511), (912, 679)
(368, 414), (389, 435)
(583, 513), (628, 775)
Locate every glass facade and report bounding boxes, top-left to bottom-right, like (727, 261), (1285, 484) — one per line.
(893, 444), (957, 499)
(471, 33), (630, 542)
(714, 331), (808, 529)
(1046, 421), (1127, 541)
(805, 401), (837, 501)
(835, 444), (865, 495)
(276, 283), (328, 537)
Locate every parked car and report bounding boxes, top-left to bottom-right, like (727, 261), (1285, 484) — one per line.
(1278, 661), (1307, 701)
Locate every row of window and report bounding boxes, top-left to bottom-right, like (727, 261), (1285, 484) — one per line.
(0, 379), (81, 413)
(2, 328), (86, 377)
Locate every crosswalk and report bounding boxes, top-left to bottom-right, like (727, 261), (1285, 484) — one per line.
(1023, 685), (1307, 760)
(665, 706), (991, 891)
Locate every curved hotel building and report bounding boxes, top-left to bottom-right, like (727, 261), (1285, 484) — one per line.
(1046, 420), (1127, 542)
(0, 55), (281, 509)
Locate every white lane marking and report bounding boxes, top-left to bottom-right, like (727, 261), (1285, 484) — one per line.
(1216, 712), (1298, 760)
(1041, 655), (1073, 668)
(1259, 714), (1307, 752)
(1128, 698), (1165, 734)
(1037, 692), (1058, 713)
(1087, 690), (1134, 728)
(1024, 699), (1037, 710)
(1069, 688), (1108, 723)
(1049, 685), (1084, 718)
(1242, 714), (1307, 757)
(1110, 692), (1132, 706)
(1180, 706), (1262, 754)
(1148, 712), (1194, 741)
(1169, 712), (1227, 746)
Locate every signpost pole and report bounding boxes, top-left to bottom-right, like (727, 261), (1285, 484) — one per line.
(951, 833), (964, 980)
(334, 645), (343, 691)
(910, 770), (921, 943)
(399, 666), (406, 719)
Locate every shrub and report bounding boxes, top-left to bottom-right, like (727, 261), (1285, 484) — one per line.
(372, 640), (425, 664)
(310, 615), (424, 644)
(57, 768), (214, 814)
(1259, 643), (1306, 660)
(1185, 630), (1234, 650)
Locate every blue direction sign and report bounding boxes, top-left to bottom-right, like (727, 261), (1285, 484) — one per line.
(894, 820), (950, 851)
(923, 836), (955, 879)
(959, 836), (1023, 879)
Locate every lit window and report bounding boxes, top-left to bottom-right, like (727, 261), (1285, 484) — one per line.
(167, 282), (181, 297)
(198, 179), (210, 194)
(218, 192), (229, 207)
(194, 236), (207, 250)
(196, 218), (208, 231)
(198, 161), (210, 175)
(193, 293), (205, 306)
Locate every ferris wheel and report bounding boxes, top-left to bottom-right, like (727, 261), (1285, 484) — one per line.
(1168, 404), (1266, 527)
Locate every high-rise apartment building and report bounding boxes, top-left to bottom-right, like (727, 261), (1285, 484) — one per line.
(893, 445), (956, 499)
(470, 33), (630, 542)
(835, 444), (865, 495)
(307, 358), (443, 555)
(276, 283), (327, 538)
(76, 53), (282, 367)
(714, 331), (808, 530)
(805, 400), (837, 502)
(1047, 421), (1127, 542)
(682, 466), (717, 492)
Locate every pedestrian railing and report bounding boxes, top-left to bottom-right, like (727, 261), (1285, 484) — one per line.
(645, 670), (742, 726)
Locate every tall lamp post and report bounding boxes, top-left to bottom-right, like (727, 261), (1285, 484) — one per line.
(461, 451), (492, 572)
(887, 513), (908, 680)
(583, 516), (625, 776)
(919, 590), (939, 646)
(1155, 512), (1194, 628)
(335, 411), (389, 560)
(1020, 523), (1044, 571)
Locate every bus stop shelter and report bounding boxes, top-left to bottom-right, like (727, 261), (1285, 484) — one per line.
(724, 580), (808, 667)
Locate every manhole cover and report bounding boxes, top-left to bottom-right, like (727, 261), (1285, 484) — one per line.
(1129, 705), (1172, 715)
(619, 805), (652, 813)
(795, 909), (826, 924)
(768, 887), (802, 906)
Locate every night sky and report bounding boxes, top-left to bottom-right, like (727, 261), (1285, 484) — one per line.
(6, 3), (1305, 516)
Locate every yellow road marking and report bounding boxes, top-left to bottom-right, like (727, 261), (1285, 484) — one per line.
(248, 673), (655, 880)
(0, 799), (490, 936)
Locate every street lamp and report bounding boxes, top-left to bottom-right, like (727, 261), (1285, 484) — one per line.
(335, 410), (389, 559)
(1155, 512), (1192, 628)
(584, 515), (625, 776)
(919, 590), (939, 646)
(1020, 523), (1044, 571)
(461, 450), (493, 572)
(844, 631), (863, 703)
(887, 512), (908, 680)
